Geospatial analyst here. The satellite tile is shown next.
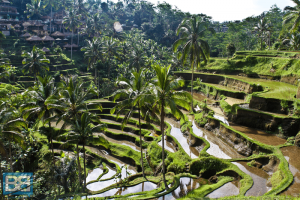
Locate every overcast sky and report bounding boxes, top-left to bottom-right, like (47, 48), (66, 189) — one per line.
(110, 0), (295, 22)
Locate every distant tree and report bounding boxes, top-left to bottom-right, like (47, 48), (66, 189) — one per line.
(25, 0), (43, 19)
(21, 46), (50, 81)
(226, 43), (236, 58)
(254, 14), (271, 50)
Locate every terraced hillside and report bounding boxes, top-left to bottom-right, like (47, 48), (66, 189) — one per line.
(43, 65), (300, 199)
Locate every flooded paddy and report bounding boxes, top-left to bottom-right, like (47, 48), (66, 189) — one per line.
(280, 146), (300, 197)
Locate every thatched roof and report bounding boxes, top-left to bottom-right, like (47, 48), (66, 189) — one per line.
(20, 32), (31, 37)
(63, 44), (78, 48)
(26, 36), (43, 41)
(51, 31), (65, 37)
(56, 38), (62, 41)
(42, 47), (50, 52)
(41, 35), (55, 41)
(14, 24), (21, 28)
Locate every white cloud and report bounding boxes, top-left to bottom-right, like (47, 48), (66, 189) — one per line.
(110, 0), (295, 22)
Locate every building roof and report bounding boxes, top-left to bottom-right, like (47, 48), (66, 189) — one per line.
(63, 43), (78, 48)
(42, 47), (50, 52)
(14, 24), (21, 28)
(41, 35), (55, 41)
(51, 31), (65, 37)
(26, 35), (43, 41)
(20, 32), (31, 37)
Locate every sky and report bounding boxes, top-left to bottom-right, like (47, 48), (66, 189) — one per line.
(110, 0), (295, 22)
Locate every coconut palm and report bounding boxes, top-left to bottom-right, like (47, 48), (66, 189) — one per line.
(81, 38), (102, 91)
(283, 1), (300, 33)
(100, 37), (122, 78)
(25, 0), (43, 19)
(151, 64), (191, 189)
(43, 0), (59, 33)
(63, 8), (81, 60)
(127, 43), (147, 71)
(111, 69), (152, 178)
(21, 75), (58, 165)
(173, 16), (215, 110)
(64, 112), (107, 191)
(253, 14), (271, 50)
(21, 46), (50, 82)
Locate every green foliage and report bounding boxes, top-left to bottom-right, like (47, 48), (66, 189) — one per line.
(226, 43), (236, 57)
(189, 157), (229, 175)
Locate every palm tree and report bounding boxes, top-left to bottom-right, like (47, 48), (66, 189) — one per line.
(253, 14), (271, 50)
(0, 101), (27, 172)
(283, 1), (300, 33)
(21, 76), (58, 165)
(43, 0), (59, 33)
(111, 70), (152, 178)
(100, 37), (121, 78)
(173, 16), (215, 110)
(25, 0), (43, 19)
(128, 43), (147, 71)
(63, 8), (81, 60)
(151, 64), (191, 189)
(21, 46), (50, 82)
(64, 112), (106, 191)
(81, 38), (101, 92)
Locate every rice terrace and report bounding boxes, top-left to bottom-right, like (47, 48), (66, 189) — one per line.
(1, 0), (300, 199)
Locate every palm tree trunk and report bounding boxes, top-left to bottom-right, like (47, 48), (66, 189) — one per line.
(83, 143), (87, 192)
(77, 29), (80, 45)
(261, 36), (263, 51)
(50, 6), (52, 34)
(71, 30), (73, 60)
(161, 102), (168, 189)
(191, 62), (194, 111)
(76, 144), (82, 188)
(9, 140), (13, 172)
(138, 105), (145, 178)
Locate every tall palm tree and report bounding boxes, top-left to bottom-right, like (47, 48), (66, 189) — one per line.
(43, 0), (59, 33)
(81, 38), (101, 91)
(253, 14), (271, 50)
(283, 1), (300, 33)
(21, 76), (58, 165)
(22, 46), (50, 82)
(100, 37), (121, 78)
(173, 16), (215, 110)
(151, 64), (191, 189)
(111, 70), (152, 178)
(128, 43), (147, 71)
(64, 112), (106, 191)
(63, 8), (81, 60)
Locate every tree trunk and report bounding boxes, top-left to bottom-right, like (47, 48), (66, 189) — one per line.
(138, 105), (145, 178)
(71, 30), (73, 60)
(50, 6), (52, 34)
(83, 143), (87, 192)
(261, 36), (263, 51)
(77, 29), (80, 45)
(76, 144), (82, 188)
(161, 102), (168, 189)
(9, 140), (13, 172)
(191, 61), (194, 111)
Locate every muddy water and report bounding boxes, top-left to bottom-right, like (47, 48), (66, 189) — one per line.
(225, 97), (245, 106)
(229, 122), (286, 146)
(233, 162), (270, 196)
(156, 177), (208, 200)
(192, 121), (240, 159)
(206, 182), (239, 198)
(281, 146), (300, 197)
(166, 118), (199, 159)
(158, 139), (176, 153)
(212, 114), (286, 146)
